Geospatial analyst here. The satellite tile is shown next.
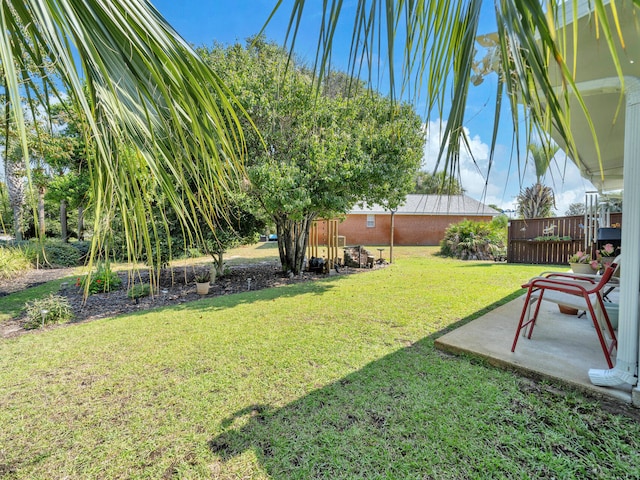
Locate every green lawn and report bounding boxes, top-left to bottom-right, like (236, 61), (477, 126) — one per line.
(1, 247), (638, 479)
(0, 276), (78, 323)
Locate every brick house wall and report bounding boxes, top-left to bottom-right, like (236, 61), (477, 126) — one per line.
(338, 213), (496, 246)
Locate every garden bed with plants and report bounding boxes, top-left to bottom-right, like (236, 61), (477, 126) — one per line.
(0, 261), (364, 338)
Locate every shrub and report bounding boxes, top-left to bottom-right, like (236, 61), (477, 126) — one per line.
(127, 284), (151, 299)
(194, 269), (211, 283)
(439, 218), (507, 260)
(77, 263), (122, 294)
(23, 294), (74, 329)
(70, 241), (92, 262)
(24, 240), (82, 267)
(0, 246), (32, 280)
(187, 247), (205, 259)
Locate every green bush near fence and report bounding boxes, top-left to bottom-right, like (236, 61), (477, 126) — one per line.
(440, 216), (507, 260)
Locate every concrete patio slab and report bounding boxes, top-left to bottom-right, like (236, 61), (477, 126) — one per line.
(435, 295), (633, 404)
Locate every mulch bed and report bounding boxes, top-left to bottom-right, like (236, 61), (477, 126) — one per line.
(1, 262), (365, 338)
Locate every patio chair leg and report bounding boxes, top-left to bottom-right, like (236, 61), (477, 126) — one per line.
(596, 296), (618, 345)
(526, 291), (545, 339)
(585, 296), (616, 369)
(511, 289), (542, 352)
(588, 295), (618, 368)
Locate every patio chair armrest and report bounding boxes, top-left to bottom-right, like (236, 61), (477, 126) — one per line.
(543, 272), (598, 284)
(521, 274), (595, 290)
(524, 277), (592, 296)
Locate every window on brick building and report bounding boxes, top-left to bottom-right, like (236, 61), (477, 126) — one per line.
(366, 214), (375, 228)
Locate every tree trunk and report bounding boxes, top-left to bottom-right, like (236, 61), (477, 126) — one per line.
(11, 204), (23, 242)
(38, 185), (46, 237)
(275, 213), (316, 275)
(211, 252), (224, 278)
(77, 205), (84, 241)
(60, 199), (68, 242)
(5, 154), (25, 241)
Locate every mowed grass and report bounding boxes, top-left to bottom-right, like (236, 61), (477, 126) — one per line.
(0, 276), (78, 322)
(1, 247), (639, 479)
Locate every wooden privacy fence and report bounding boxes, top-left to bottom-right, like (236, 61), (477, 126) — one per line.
(507, 214), (622, 265)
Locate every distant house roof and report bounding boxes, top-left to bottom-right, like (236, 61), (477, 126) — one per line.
(349, 194), (500, 216)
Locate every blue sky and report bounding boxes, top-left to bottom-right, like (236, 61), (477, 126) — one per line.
(152, 0), (596, 214)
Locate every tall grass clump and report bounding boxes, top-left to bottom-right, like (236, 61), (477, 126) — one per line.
(23, 294), (74, 329)
(440, 215), (508, 260)
(0, 245), (32, 279)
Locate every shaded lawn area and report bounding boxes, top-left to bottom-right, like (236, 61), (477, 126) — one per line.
(0, 277), (77, 323)
(1, 248), (639, 478)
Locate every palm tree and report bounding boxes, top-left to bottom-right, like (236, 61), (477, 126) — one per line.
(516, 183), (555, 219)
(516, 143), (559, 218)
(4, 144), (26, 242)
(527, 143), (560, 185)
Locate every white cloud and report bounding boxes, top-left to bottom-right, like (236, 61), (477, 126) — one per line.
(421, 119), (596, 216)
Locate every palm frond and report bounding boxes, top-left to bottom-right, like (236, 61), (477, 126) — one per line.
(1, 0), (250, 276)
(273, 0), (636, 188)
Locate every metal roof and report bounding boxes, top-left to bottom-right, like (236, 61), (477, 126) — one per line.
(349, 194), (500, 216)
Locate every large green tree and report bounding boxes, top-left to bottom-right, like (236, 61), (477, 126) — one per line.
(413, 171), (464, 195)
(31, 129), (78, 238)
(2, 120), (79, 241)
(45, 101), (93, 242)
(200, 39), (424, 274)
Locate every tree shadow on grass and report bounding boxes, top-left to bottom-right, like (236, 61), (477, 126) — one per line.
(206, 293), (635, 479)
(158, 274), (343, 317)
(208, 339), (461, 479)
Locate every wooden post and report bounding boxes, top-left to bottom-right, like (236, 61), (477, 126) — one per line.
(390, 209), (396, 263)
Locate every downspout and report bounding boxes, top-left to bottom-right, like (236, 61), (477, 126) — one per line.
(589, 76), (640, 390)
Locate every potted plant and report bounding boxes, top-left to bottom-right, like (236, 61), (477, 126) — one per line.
(194, 270), (211, 295)
(568, 250), (599, 274)
(598, 243), (617, 271)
